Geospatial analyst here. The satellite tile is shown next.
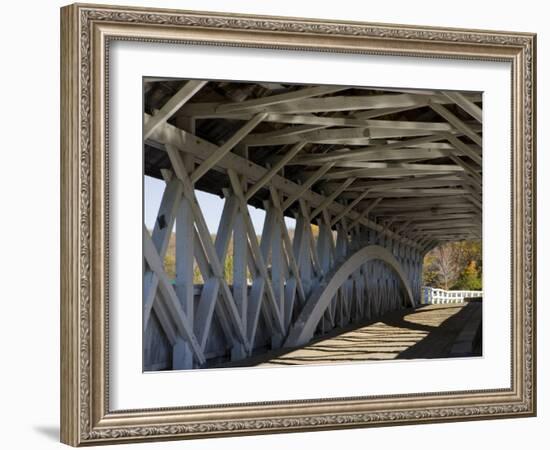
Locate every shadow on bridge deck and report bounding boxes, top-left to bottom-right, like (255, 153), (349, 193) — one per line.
(214, 300), (482, 368)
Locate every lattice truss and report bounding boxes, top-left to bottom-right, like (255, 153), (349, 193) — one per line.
(143, 80), (482, 370)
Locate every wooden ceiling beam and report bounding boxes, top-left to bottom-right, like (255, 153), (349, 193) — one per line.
(144, 80), (207, 140)
(441, 90), (483, 122)
(146, 115), (427, 249)
(312, 162), (464, 181)
(181, 92), (482, 117)
(292, 148), (458, 165)
(383, 213), (478, 222)
(367, 196), (475, 207)
(145, 82), (484, 244)
(340, 188), (470, 198)
(216, 85), (346, 114)
(430, 101), (482, 146)
(287, 134), (449, 165)
(372, 208), (477, 218)
(332, 175), (465, 191)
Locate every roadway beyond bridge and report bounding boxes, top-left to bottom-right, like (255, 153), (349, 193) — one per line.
(214, 300), (482, 368)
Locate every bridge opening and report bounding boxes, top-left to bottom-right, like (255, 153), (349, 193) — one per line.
(142, 77), (482, 371)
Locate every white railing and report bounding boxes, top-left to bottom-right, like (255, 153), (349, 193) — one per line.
(421, 286), (482, 305)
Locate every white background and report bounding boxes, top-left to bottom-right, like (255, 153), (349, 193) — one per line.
(0, 0), (546, 449)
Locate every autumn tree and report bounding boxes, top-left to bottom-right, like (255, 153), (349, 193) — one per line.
(452, 260), (482, 290)
(435, 245), (458, 289)
(422, 240), (482, 290)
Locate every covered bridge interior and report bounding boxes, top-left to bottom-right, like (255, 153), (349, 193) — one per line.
(143, 79), (482, 370)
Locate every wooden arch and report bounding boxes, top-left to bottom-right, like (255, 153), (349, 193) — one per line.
(284, 245), (415, 348)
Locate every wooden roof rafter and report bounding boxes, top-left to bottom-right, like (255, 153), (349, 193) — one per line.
(144, 78), (483, 246)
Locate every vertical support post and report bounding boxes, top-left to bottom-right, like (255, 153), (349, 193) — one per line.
(415, 248), (423, 305)
(174, 185), (195, 369)
(173, 117), (195, 369)
(294, 212), (312, 296)
(231, 143), (248, 360)
(317, 220), (332, 275)
(143, 175), (182, 331)
(269, 202), (285, 347)
(335, 223), (348, 327)
(232, 199), (247, 355)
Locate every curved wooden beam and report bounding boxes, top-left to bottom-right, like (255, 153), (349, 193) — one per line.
(284, 245), (415, 348)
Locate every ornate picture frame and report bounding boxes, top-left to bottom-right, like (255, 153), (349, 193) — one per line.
(60, 3), (536, 446)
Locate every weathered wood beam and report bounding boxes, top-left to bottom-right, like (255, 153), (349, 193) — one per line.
(352, 104), (429, 119)
(174, 187), (195, 368)
(448, 154), (482, 184)
(415, 227), (480, 236)
(247, 205), (280, 346)
(461, 173), (482, 194)
(385, 140), (456, 149)
(146, 115), (423, 249)
(269, 187), (307, 304)
(430, 102), (482, 146)
(191, 239), (235, 351)
(245, 141), (307, 201)
(411, 217), (481, 228)
(246, 119), (455, 146)
(143, 227), (206, 365)
(194, 278), (221, 351)
(394, 220), (412, 235)
(310, 178), (356, 220)
(348, 198), (382, 230)
(143, 178), (182, 330)
(166, 145), (250, 350)
(370, 197), (474, 208)
(144, 80), (207, 140)
(194, 194), (241, 352)
(216, 85), (346, 114)
(321, 157), (453, 168)
(290, 134), (449, 165)
(247, 127), (450, 147)
(227, 169), (285, 334)
(244, 124), (326, 144)
(446, 134), (482, 165)
(331, 191), (371, 227)
(298, 199), (323, 277)
(150, 300), (178, 346)
(467, 194), (483, 211)
(441, 91), (482, 122)
(409, 223), (481, 235)
(246, 127), (370, 146)
(181, 92), (481, 116)
(268, 206), (285, 327)
(317, 162), (464, 180)
(291, 147), (459, 165)
(335, 175), (464, 191)
(435, 234), (479, 241)
(191, 113), (267, 183)
(242, 113), (386, 128)
(341, 188), (470, 198)
(346, 119), (454, 132)
(372, 206), (478, 218)
(232, 205), (248, 343)
(282, 163), (334, 210)
(383, 212), (478, 221)
(235, 111), (475, 129)
(284, 244), (416, 347)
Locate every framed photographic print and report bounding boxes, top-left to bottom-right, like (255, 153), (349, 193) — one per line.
(60, 2), (536, 446)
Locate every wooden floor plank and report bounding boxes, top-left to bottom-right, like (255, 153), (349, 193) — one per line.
(213, 301), (482, 368)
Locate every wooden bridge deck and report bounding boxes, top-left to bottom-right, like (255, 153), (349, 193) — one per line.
(216, 300), (482, 368)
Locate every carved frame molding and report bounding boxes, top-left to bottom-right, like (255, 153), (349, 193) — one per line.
(60, 3), (536, 446)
